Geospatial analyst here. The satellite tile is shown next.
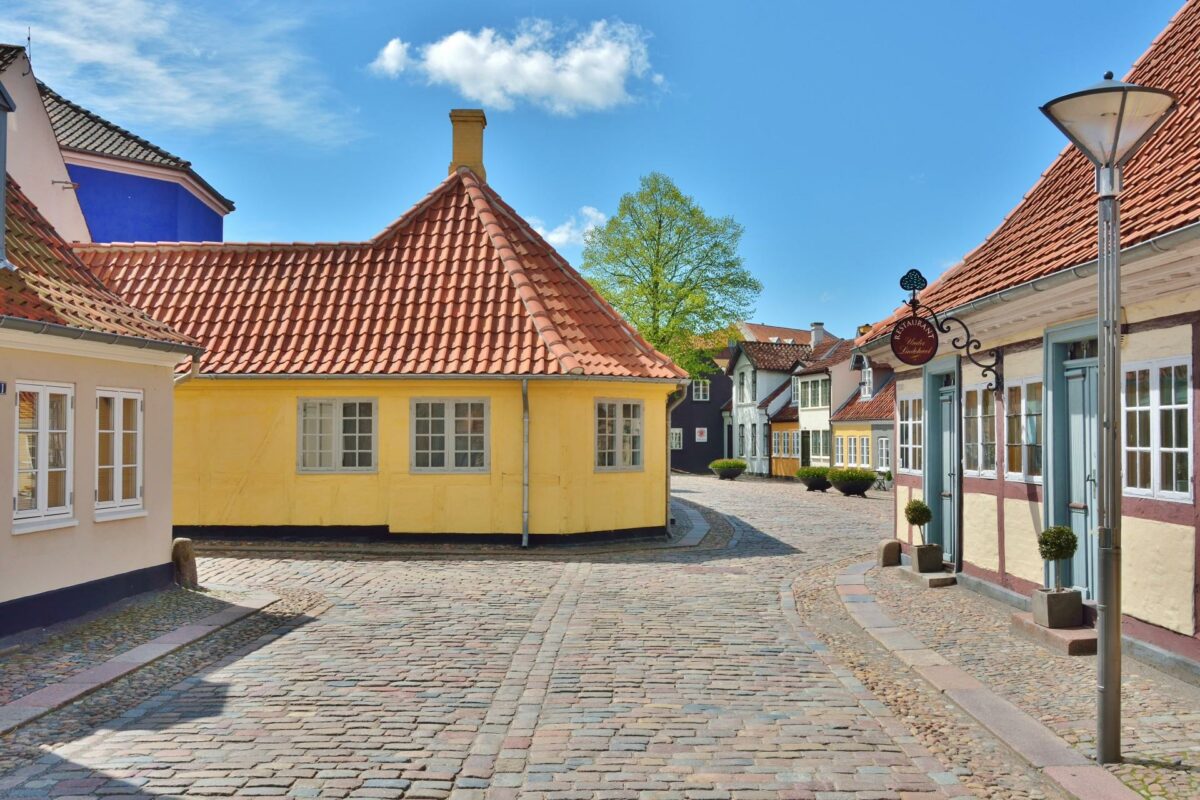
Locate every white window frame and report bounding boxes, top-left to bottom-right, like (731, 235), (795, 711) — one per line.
(737, 424), (745, 457)
(750, 423), (758, 457)
(669, 427), (684, 451)
(1122, 357), (1192, 502)
(797, 377), (831, 409)
(962, 384), (998, 479)
(737, 371), (747, 404)
(13, 382), (75, 530)
(1004, 379), (1044, 484)
(595, 399), (644, 472)
(897, 395), (924, 475)
(877, 436), (891, 470)
(835, 436), (844, 466)
(298, 398), (380, 474)
(692, 379), (710, 402)
(408, 398), (489, 474)
(848, 436), (858, 466)
(860, 435), (870, 468)
(771, 430), (782, 456)
(860, 365), (874, 399)
(95, 388), (144, 515)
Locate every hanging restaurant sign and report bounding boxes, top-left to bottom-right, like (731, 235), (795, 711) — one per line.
(889, 268), (1002, 389)
(891, 316), (939, 365)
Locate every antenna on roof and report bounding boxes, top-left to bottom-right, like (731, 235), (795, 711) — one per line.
(22, 27), (31, 76)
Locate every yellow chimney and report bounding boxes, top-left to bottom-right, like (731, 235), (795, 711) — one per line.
(449, 109), (487, 180)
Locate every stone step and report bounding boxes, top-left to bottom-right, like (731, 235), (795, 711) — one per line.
(1011, 611), (1097, 656)
(896, 564), (957, 588)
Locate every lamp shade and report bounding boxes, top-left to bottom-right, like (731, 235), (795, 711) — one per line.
(1041, 73), (1176, 168)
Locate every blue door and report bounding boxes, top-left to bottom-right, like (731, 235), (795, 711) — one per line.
(1065, 363), (1098, 597)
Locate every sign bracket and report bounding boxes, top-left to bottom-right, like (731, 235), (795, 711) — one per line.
(893, 269), (1002, 390)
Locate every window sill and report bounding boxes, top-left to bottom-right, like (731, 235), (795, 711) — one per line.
(1005, 475), (1044, 485)
(963, 472), (998, 480)
(1124, 490), (1193, 505)
(594, 467), (646, 474)
(297, 469), (380, 475)
(12, 517), (79, 536)
(409, 469), (491, 475)
(95, 507), (148, 523)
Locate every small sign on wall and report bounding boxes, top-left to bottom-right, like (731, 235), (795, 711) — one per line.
(0, 381), (6, 395)
(695, 427), (708, 442)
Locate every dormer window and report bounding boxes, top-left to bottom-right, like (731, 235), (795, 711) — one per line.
(860, 365), (874, 399)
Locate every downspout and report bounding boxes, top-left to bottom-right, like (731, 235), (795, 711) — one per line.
(666, 384), (688, 535)
(522, 379), (530, 548)
(953, 356), (964, 575)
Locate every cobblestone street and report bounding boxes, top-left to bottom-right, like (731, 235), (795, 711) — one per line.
(0, 476), (1078, 798)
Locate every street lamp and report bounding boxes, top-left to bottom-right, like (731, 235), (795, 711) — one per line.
(1041, 72), (1176, 764)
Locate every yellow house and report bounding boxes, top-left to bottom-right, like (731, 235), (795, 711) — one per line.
(79, 110), (687, 542)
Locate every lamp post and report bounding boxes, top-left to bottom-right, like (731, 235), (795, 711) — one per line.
(1041, 72), (1175, 764)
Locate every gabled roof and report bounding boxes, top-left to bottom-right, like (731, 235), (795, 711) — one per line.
(727, 340), (813, 373)
(77, 169), (685, 379)
(832, 378), (896, 423)
(770, 404), (798, 422)
(0, 44), (21, 73)
(1, 175), (197, 352)
(793, 338), (853, 376)
(862, 1), (1200, 344)
(36, 80), (234, 213)
(737, 321), (812, 344)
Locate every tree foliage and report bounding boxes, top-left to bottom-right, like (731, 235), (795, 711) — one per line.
(582, 172), (761, 376)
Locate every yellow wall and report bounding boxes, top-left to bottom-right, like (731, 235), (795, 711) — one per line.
(1123, 516), (1195, 635)
(174, 378), (674, 535)
(832, 422), (875, 469)
(962, 492), (999, 573)
(1003, 499), (1044, 585)
(899, 486), (924, 544)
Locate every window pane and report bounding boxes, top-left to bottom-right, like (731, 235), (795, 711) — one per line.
(49, 432), (68, 469)
(98, 396), (115, 431)
(98, 467), (115, 503)
(49, 393), (68, 431)
(17, 472), (36, 511)
(121, 465), (138, 501)
(18, 391), (37, 429)
(48, 469), (67, 508)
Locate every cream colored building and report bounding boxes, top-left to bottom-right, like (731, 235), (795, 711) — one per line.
(859, 5), (1200, 670)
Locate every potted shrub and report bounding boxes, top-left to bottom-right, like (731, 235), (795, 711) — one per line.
(882, 470), (894, 489)
(828, 467), (876, 497)
(709, 458), (748, 480)
(1033, 526), (1083, 628)
(795, 466), (831, 492)
(905, 499), (942, 573)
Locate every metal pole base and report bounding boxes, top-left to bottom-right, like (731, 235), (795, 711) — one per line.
(1096, 539), (1122, 763)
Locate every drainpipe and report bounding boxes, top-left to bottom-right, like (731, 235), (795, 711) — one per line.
(522, 379), (530, 548)
(953, 356), (964, 575)
(666, 384), (688, 534)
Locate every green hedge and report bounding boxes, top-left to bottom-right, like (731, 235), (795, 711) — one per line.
(795, 466), (831, 492)
(709, 459), (748, 471)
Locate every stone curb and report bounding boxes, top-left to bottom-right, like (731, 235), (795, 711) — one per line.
(0, 591), (278, 736)
(835, 561), (1140, 800)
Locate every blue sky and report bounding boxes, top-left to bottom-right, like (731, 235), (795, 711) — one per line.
(3, 0), (1183, 339)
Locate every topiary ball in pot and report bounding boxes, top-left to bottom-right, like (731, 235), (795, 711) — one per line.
(828, 467), (876, 497)
(904, 499), (932, 528)
(795, 466), (831, 492)
(709, 458), (747, 480)
(1038, 525), (1078, 591)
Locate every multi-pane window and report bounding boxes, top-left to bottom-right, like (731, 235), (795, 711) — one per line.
(877, 437), (891, 470)
(835, 436), (845, 466)
(300, 399), (377, 472)
(669, 428), (683, 450)
(750, 370), (758, 401)
(15, 383), (74, 523)
(750, 423), (758, 457)
(848, 436), (858, 465)
(963, 387), (997, 476)
(772, 431), (782, 456)
(791, 431), (800, 457)
(860, 366), (874, 399)
(860, 436), (870, 468)
(808, 429), (830, 459)
(898, 397), (923, 473)
(763, 426), (770, 457)
(1124, 359), (1191, 498)
(409, 400), (486, 471)
(692, 380), (710, 402)
(737, 424), (746, 457)
(595, 400), (642, 470)
(797, 378), (831, 409)
(1005, 381), (1043, 481)
(738, 372), (747, 403)
(96, 390), (142, 510)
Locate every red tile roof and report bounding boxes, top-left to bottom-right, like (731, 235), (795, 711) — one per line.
(729, 340), (813, 373)
(862, 1), (1200, 344)
(1, 175), (196, 350)
(793, 338), (853, 376)
(77, 169), (684, 379)
(738, 321), (812, 344)
(831, 379), (896, 423)
(770, 404), (798, 423)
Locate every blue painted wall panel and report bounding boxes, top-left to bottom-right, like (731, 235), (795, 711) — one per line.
(66, 163), (223, 243)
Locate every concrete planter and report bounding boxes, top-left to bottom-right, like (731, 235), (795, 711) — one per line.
(1032, 588), (1083, 629)
(712, 467), (745, 481)
(913, 543), (944, 573)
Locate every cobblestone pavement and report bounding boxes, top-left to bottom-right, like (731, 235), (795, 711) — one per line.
(869, 568), (1200, 798)
(0, 587), (243, 707)
(0, 476), (1071, 799)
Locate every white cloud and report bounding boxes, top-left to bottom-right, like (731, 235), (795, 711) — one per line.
(532, 206), (606, 248)
(2, 0), (350, 145)
(368, 20), (658, 114)
(370, 38), (409, 78)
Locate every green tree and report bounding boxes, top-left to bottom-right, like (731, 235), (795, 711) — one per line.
(582, 172), (761, 376)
